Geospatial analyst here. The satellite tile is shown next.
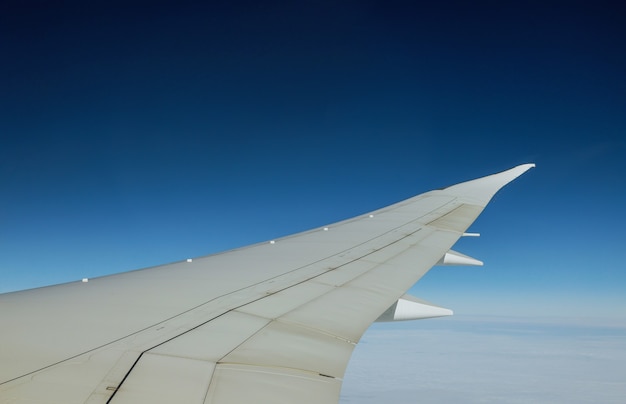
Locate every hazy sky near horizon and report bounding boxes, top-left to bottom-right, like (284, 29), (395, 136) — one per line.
(1, 0), (625, 324)
(341, 316), (626, 403)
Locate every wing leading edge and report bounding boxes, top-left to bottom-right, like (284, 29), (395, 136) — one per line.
(0, 164), (534, 404)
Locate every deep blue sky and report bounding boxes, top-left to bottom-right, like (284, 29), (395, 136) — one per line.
(1, 1), (625, 318)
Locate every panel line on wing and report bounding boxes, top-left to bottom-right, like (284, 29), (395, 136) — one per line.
(108, 212), (448, 400)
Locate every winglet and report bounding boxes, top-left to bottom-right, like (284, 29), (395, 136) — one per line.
(442, 163), (535, 206)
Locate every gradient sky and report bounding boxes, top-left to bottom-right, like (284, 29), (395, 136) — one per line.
(1, 0), (625, 326)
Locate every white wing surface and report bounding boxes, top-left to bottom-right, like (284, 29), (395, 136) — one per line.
(0, 164), (534, 404)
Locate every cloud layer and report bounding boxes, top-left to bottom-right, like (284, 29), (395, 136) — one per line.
(341, 316), (626, 403)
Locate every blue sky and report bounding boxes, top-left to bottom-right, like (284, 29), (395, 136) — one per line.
(1, 0), (625, 326)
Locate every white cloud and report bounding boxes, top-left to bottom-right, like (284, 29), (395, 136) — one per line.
(341, 316), (626, 403)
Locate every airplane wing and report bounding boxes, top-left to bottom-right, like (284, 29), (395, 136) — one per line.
(0, 164), (534, 404)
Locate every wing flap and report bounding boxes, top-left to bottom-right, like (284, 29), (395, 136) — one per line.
(206, 364), (342, 404)
(109, 353), (214, 404)
(220, 319), (354, 377)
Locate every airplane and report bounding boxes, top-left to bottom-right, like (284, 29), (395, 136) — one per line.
(0, 164), (534, 403)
